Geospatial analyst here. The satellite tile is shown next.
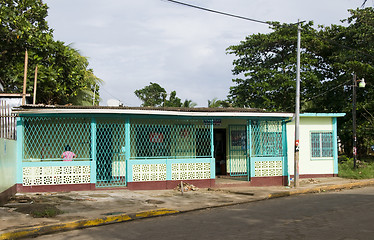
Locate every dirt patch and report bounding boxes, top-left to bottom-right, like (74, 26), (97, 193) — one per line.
(88, 194), (111, 198)
(145, 199), (165, 204)
(15, 203), (63, 218)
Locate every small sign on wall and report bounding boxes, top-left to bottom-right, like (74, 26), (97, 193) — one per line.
(150, 132), (164, 143)
(204, 119), (221, 126)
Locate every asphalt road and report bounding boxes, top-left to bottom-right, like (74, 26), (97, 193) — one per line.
(32, 186), (374, 240)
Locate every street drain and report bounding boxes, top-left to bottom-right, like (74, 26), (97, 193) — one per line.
(102, 211), (126, 216)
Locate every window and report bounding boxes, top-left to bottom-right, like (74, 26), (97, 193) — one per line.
(130, 119), (212, 159)
(311, 132), (333, 158)
(251, 120), (283, 157)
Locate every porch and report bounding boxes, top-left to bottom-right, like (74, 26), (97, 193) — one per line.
(15, 107), (291, 191)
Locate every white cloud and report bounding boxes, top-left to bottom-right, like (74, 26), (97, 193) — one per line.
(44, 0), (364, 107)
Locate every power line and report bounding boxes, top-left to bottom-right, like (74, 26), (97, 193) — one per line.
(302, 79), (351, 102)
(99, 85), (126, 104)
(164, 0), (373, 103)
(164, 0), (271, 25)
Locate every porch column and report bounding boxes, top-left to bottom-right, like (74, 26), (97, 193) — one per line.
(332, 117), (338, 175)
(125, 117), (131, 183)
(16, 117), (23, 185)
(90, 118), (97, 184)
(282, 119), (289, 184)
(247, 119), (252, 181)
(210, 119), (215, 179)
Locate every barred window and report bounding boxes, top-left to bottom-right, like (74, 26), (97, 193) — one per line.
(251, 120), (283, 157)
(311, 132), (333, 158)
(23, 117), (91, 162)
(130, 119), (212, 159)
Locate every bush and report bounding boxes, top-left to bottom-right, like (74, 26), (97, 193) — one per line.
(338, 156), (374, 179)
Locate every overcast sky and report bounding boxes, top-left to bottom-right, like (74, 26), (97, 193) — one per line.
(44, 0), (366, 107)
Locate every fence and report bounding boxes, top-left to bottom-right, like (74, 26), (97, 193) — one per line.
(0, 100), (16, 140)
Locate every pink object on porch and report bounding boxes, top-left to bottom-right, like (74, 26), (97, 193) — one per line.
(62, 151), (76, 161)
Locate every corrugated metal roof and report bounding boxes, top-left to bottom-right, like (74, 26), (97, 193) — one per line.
(16, 104), (268, 112)
(13, 104), (294, 118)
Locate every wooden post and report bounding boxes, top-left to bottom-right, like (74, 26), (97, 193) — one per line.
(33, 65), (38, 105)
(1, 100), (3, 138)
(7, 104), (10, 139)
(92, 84), (96, 106)
(22, 49), (28, 105)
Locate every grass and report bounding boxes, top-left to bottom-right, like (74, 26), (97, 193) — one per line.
(31, 207), (63, 218)
(16, 203), (63, 218)
(338, 156), (374, 179)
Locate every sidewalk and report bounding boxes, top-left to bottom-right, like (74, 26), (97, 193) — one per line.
(1, 177), (374, 239)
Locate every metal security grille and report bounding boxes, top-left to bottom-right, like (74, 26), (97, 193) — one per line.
(229, 125), (248, 176)
(311, 132), (333, 158)
(23, 117), (91, 161)
(96, 118), (126, 187)
(130, 119), (212, 159)
(251, 120), (283, 157)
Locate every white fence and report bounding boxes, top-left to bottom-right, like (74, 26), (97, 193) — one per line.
(0, 100), (16, 140)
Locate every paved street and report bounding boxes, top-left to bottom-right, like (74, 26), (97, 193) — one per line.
(32, 186), (374, 240)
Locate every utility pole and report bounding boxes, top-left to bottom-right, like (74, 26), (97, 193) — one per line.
(22, 49), (28, 105)
(352, 73), (357, 168)
(294, 21), (301, 187)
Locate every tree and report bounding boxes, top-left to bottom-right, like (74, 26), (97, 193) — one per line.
(135, 82), (196, 108)
(227, 21), (323, 112)
(183, 99), (197, 108)
(208, 97), (231, 108)
(226, 8), (374, 156)
(164, 90), (182, 107)
(0, 0), (101, 105)
(134, 82), (167, 107)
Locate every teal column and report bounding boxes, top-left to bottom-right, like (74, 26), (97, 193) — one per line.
(332, 117), (338, 175)
(282, 120), (289, 184)
(210, 120), (215, 179)
(247, 119), (252, 181)
(16, 117), (23, 184)
(125, 117), (132, 183)
(90, 118), (97, 184)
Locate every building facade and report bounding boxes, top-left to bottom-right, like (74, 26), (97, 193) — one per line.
(0, 105), (344, 195)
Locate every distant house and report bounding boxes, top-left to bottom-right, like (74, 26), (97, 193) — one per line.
(0, 93), (31, 108)
(0, 105), (344, 200)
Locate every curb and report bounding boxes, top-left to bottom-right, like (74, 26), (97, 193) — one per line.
(1, 180), (374, 239)
(0, 208), (178, 240)
(267, 180), (374, 199)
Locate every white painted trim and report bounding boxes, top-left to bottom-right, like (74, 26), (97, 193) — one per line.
(13, 108), (294, 118)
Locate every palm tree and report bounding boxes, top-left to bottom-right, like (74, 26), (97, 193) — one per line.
(183, 99), (197, 108)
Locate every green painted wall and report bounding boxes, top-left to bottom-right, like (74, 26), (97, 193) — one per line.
(0, 139), (17, 193)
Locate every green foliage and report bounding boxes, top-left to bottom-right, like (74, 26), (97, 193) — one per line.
(164, 90), (182, 107)
(226, 8), (374, 156)
(338, 156), (374, 179)
(227, 21), (319, 111)
(208, 97), (231, 108)
(135, 82), (196, 108)
(183, 99), (197, 108)
(134, 82), (167, 107)
(0, 0), (101, 105)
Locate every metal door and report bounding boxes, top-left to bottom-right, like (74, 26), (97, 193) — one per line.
(228, 125), (249, 177)
(96, 121), (126, 188)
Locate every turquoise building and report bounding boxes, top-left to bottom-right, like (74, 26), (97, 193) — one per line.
(0, 105), (344, 197)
